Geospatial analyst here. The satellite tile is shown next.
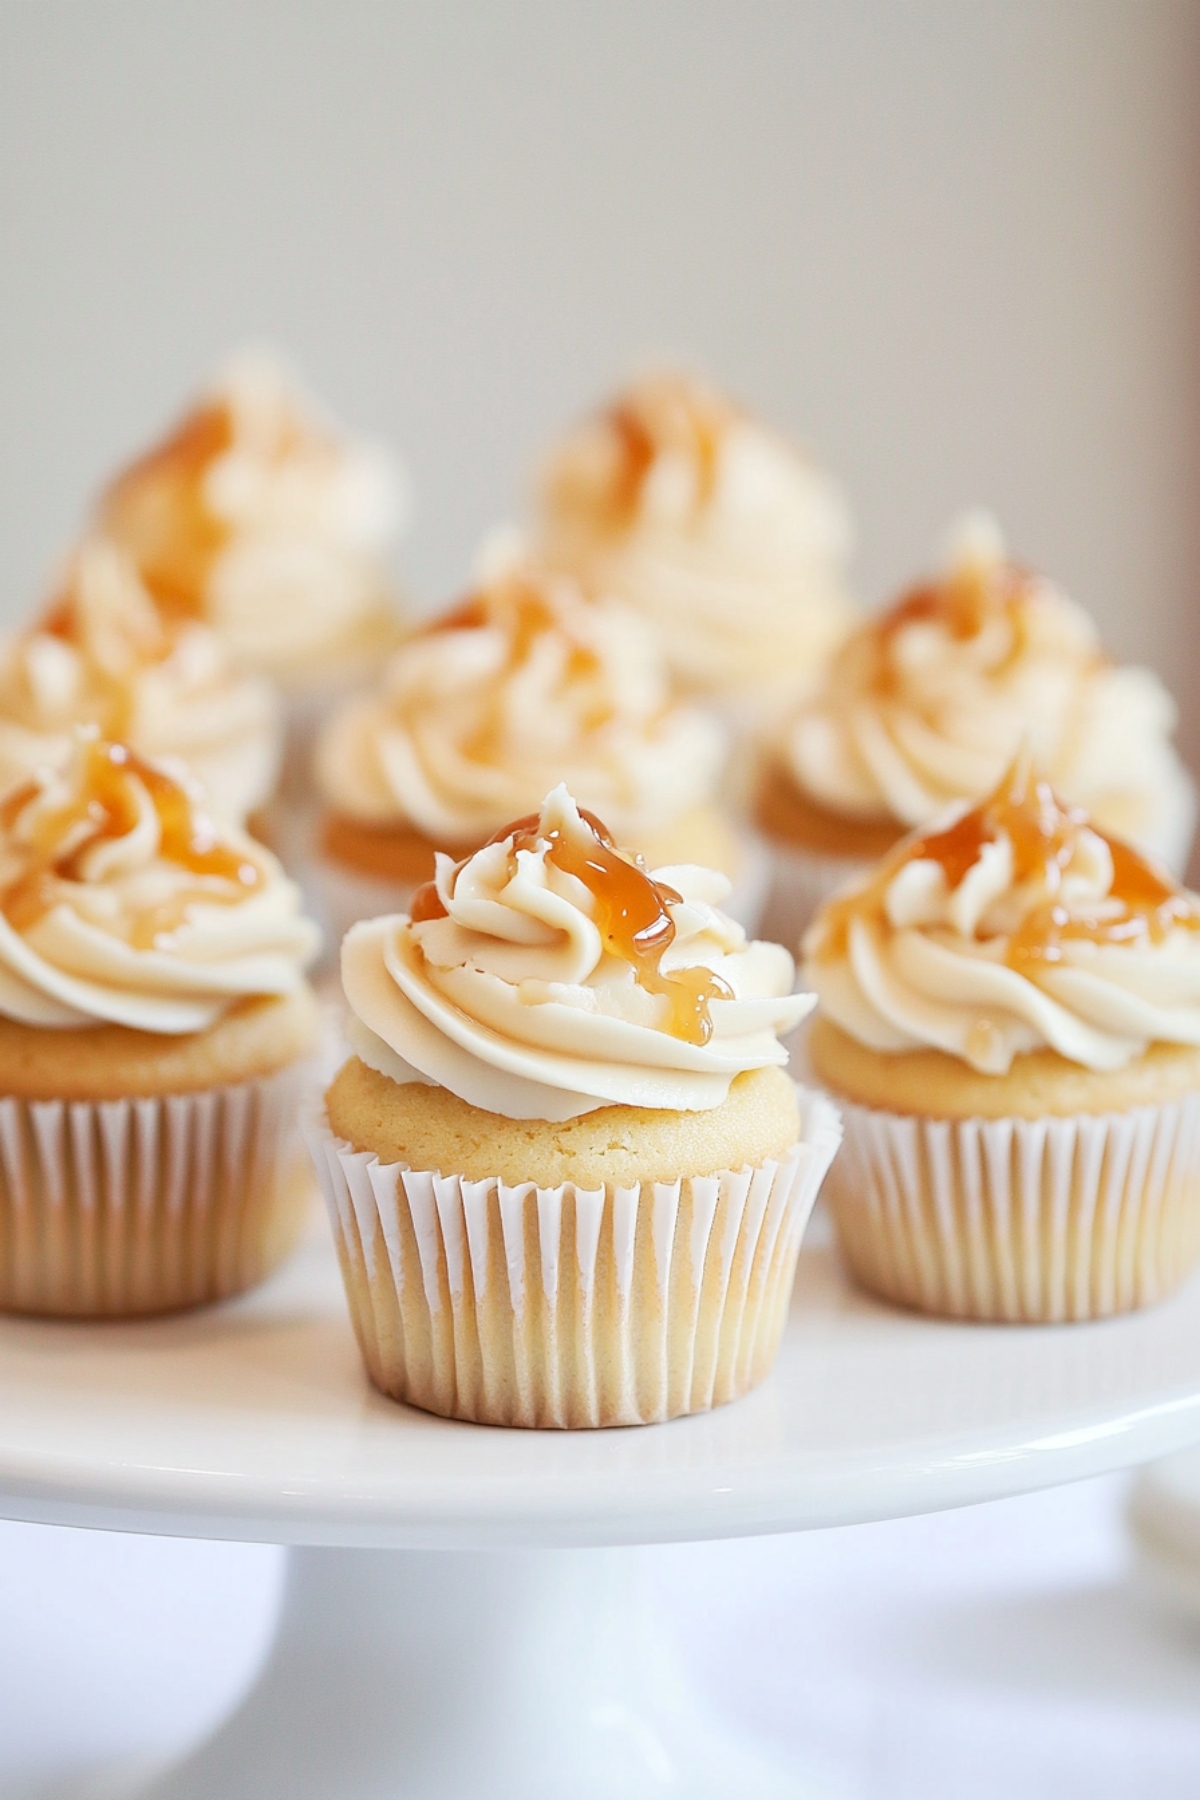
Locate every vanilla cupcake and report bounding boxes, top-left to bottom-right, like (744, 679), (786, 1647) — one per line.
(96, 350), (408, 751)
(0, 539), (282, 824)
(804, 753), (1200, 1322)
(306, 784), (840, 1427)
(0, 731), (321, 1316)
(536, 370), (855, 715)
(312, 555), (766, 936)
(761, 517), (1196, 946)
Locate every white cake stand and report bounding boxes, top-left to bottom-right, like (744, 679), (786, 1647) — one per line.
(9, 1211), (1200, 1800)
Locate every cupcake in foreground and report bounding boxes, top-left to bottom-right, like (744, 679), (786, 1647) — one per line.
(0, 731), (321, 1316)
(761, 517), (1196, 945)
(0, 539), (282, 824)
(313, 555), (765, 936)
(535, 369), (856, 713)
(306, 784), (840, 1427)
(804, 753), (1200, 1322)
(96, 349), (409, 697)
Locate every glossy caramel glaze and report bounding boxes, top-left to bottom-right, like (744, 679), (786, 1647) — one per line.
(602, 375), (734, 524)
(408, 804), (732, 1044)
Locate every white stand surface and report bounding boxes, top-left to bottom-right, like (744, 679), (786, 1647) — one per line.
(9, 1210), (1200, 1798)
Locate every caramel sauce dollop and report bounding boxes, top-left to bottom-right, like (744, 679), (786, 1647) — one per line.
(409, 805), (732, 1045)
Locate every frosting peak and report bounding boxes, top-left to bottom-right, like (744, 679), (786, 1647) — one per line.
(537, 371), (855, 701)
(0, 733), (319, 1033)
(804, 754), (1200, 1074)
(781, 518), (1195, 868)
(315, 557), (725, 844)
(97, 350), (408, 682)
(0, 539), (282, 822)
(342, 785), (812, 1120)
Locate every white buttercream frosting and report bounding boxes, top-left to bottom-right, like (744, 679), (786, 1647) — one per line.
(0, 733), (319, 1033)
(780, 515), (1195, 868)
(0, 540), (282, 822)
(341, 784), (812, 1120)
(536, 370), (855, 701)
(315, 557), (726, 844)
(803, 755), (1200, 1075)
(98, 349), (409, 682)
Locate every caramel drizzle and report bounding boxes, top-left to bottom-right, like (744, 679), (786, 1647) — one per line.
(863, 555), (1038, 695)
(819, 756), (1200, 969)
(34, 571), (178, 742)
(410, 806), (732, 1044)
(0, 740), (261, 949)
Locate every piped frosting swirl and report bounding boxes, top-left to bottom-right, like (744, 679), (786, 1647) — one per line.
(803, 753), (1200, 1074)
(0, 732), (319, 1033)
(780, 516), (1194, 868)
(342, 784), (811, 1120)
(0, 540), (282, 822)
(97, 350), (408, 683)
(315, 557), (726, 846)
(537, 370), (855, 701)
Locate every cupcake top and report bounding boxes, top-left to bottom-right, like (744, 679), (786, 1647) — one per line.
(341, 784), (811, 1120)
(0, 540), (282, 823)
(0, 732), (319, 1034)
(536, 370), (854, 702)
(315, 557), (726, 846)
(779, 516), (1194, 868)
(96, 350), (408, 685)
(803, 754), (1200, 1075)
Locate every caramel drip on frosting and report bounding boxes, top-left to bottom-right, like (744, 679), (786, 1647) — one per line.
(409, 805), (732, 1044)
(603, 376), (735, 523)
(818, 755), (1200, 968)
(0, 740), (261, 948)
(865, 555), (1039, 694)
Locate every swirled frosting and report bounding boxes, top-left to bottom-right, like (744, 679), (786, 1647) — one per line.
(0, 733), (319, 1034)
(341, 785), (812, 1120)
(536, 371), (855, 701)
(803, 754), (1200, 1074)
(780, 516), (1194, 868)
(315, 558), (726, 844)
(0, 540), (282, 822)
(97, 350), (408, 683)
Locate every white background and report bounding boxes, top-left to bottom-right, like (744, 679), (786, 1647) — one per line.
(2, 5), (1200, 1793)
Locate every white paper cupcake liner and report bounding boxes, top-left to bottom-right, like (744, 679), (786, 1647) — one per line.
(0, 1062), (315, 1318)
(759, 841), (873, 954)
(305, 1088), (842, 1428)
(826, 1092), (1200, 1322)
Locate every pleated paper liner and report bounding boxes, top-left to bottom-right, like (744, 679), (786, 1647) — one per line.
(306, 1088), (842, 1428)
(827, 1093), (1200, 1322)
(0, 1062), (314, 1318)
(759, 842), (872, 955)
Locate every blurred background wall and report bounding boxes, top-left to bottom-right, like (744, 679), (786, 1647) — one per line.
(2, 1), (1198, 756)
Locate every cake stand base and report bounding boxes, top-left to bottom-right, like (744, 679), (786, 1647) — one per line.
(83, 1544), (823, 1800)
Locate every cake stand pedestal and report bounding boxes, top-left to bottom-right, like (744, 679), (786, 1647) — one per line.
(9, 1213), (1200, 1799)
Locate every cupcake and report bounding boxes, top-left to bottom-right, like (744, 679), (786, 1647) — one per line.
(0, 538), (282, 825)
(760, 517), (1196, 946)
(0, 730), (321, 1316)
(312, 554), (767, 937)
(306, 784), (840, 1427)
(803, 752), (1200, 1322)
(95, 349), (409, 784)
(535, 369), (856, 716)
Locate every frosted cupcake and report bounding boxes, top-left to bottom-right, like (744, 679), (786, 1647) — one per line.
(0, 731), (321, 1316)
(306, 784), (840, 1427)
(313, 556), (766, 936)
(761, 518), (1195, 945)
(96, 349), (408, 721)
(0, 539), (282, 824)
(804, 753), (1200, 1322)
(536, 370), (855, 714)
